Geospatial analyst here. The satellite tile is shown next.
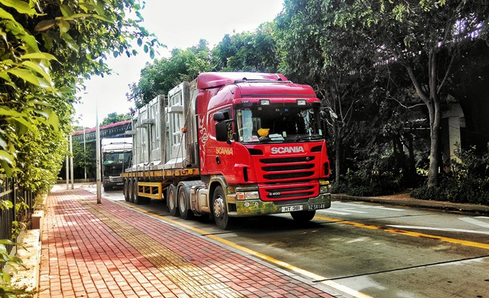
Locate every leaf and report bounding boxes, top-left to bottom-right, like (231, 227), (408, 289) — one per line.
(0, 7), (15, 22)
(0, 0), (37, 16)
(35, 19), (56, 32)
(0, 150), (14, 166)
(6, 68), (40, 86)
(60, 33), (79, 51)
(0, 72), (11, 82)
(0, 239), (16, 246)
(60, 4), (74, 17)
(21, 61), (52, 83)
(58, 20), (70, 35)
(20, 52), (58, 61)
(0, 107), (25, 118)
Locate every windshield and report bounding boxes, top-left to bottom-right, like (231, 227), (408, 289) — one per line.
(236, 102), (323, 143)
(103, 152), (132, 166)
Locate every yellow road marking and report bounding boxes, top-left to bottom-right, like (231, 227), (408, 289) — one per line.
(118, 201), (373, 298)
(315, 215), (489, 251)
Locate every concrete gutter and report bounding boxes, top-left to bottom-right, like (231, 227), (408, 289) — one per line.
(332, 193), (489, 215)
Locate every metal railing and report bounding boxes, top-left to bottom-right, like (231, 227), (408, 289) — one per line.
(0, 175), (34, 245)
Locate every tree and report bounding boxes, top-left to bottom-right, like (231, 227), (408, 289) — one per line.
(1, 0), (157, 193)
(276, 0), (376, 184)
(102, 112), (131, 126)
(127, 40), (211, 108)
(334, 0), (489, 187)
(211, 23), (280, 72)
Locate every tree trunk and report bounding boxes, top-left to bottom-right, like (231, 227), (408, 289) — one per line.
(333, 123), (342, 185)
(427, 98), (441, 188)
(405, 50), (442, 188)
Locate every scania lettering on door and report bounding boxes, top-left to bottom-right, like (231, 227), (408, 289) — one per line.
(271, 146), (305, 154)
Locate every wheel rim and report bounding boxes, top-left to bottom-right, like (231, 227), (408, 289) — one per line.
(178, 189), (186, 213)
(213, 195), (225, 218)
(169, 187), (175, 210)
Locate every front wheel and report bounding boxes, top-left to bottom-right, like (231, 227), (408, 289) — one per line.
(291, 210), (316, 222)
(212, 186), (231, 230)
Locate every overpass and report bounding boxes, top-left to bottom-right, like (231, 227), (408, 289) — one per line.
(72, 120), (132, 143)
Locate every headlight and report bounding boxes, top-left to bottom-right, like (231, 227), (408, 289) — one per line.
(320, 185), (331, 194)
(236, 191), (260, 200)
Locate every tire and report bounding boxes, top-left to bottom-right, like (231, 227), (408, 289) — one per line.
(291, 210), (316, 222)
(123, 179), (129, 202)
(133, 179), (143, 205)
(103, 184), (112, 191)
(212, 186), (231, 230)
(167, 184), (178, 216)
(128, 179), (135, 203)
(177, 183), (192, 220)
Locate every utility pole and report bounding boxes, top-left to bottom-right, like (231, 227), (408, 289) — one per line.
(83, 127), (87, 181)
(96, 104), (102, 204)
(70, 134), (74, 189)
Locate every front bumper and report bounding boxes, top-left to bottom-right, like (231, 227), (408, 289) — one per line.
(230, 193), (331, 217)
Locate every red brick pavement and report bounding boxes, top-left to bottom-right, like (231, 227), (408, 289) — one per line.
(38, 187), (335, 298)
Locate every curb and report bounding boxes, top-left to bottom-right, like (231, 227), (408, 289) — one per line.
(332, 194), (489, 215)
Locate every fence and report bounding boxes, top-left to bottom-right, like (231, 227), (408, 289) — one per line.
(0, 175), (34, 248)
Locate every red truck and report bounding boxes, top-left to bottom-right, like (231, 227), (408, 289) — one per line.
(122, 72), (331, 229)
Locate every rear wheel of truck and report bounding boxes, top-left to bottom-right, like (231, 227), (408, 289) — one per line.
(177, 183), (192, 220)
(123, 179), (129, 202)
(133, 179), (142, 205)
(128, 179), (135, 203)
(291, 210), (316, 222)
(167, 184), (178, 216)
(212, 186), (231, 230)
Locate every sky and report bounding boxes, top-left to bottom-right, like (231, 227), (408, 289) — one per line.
(74, 0), (285, 128)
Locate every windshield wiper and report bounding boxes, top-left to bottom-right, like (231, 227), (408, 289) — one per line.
(292, 135), (324, 142)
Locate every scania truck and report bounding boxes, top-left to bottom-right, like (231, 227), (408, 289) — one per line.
(101, 137), (132, 190)
(122, 72), (331, 229)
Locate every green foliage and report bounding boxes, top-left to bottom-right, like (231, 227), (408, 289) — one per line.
(129, 25), (282, 107)
(128, 40), (212, 108)
(412, 147), (489, 205)
(101, 112), (131, 126)
(1, 0), (157, 191)
(0, 239), (25, 298)
(333, 145), (405, 196)
(72, 140), (95, 175)
(211, 23), (280, 72)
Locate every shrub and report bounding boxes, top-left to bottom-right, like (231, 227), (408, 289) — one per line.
(412, 147), (489, 205)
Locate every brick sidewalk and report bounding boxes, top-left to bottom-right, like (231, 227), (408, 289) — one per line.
(38, 187), (336, 298)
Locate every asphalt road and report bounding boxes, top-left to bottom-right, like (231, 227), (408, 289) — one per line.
(85, 185), (489, 298)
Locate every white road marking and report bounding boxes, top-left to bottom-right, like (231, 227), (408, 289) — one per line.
(387, 225), (489, 235)
(459, 217), (489, 229)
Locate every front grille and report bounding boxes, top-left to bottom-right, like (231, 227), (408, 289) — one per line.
(260, 156), (316, 181)
(262, 184), (316, 201)
(264, 171), (314, 180)
(261, 156), (314, 164)
(262, 164), (314, 172)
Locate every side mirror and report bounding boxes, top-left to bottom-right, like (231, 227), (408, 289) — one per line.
(213, 112), (226, 121)
(216, 120), (233, 143)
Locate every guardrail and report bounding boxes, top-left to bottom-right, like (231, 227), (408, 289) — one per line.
(0, 176), (34, 250)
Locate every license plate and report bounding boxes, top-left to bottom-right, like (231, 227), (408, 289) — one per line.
(281, 205), (303, 212)
(308, 204), (327, 210)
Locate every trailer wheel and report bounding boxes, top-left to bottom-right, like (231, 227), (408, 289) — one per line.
(177, 184), (192, 220)
(167, 184), (178, 216)
(212, 186), (231, 230)
(123, 179), (129, 202)
(133, 179), (143, 205)
(128, 179), (135, 203)
(291, 210), (316, 222)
